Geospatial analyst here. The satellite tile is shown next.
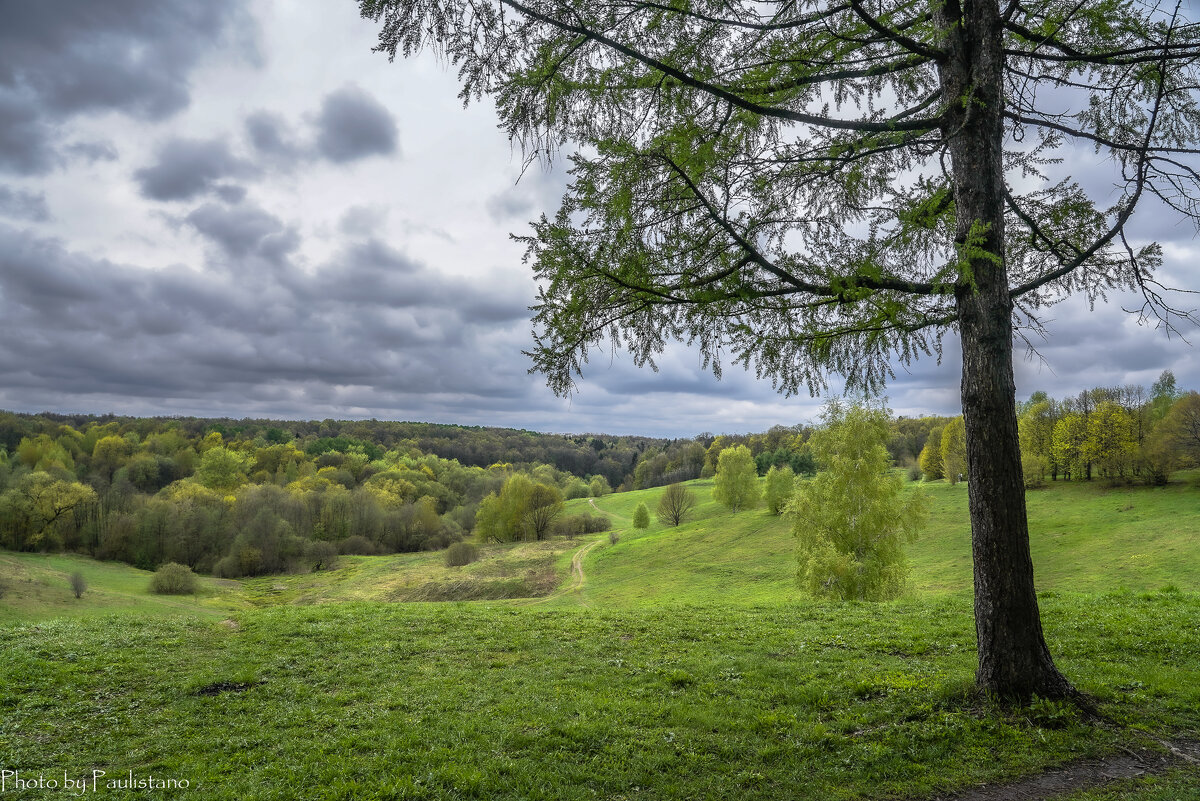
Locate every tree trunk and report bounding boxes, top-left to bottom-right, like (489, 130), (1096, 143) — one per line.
(938, 0), (1075, 699)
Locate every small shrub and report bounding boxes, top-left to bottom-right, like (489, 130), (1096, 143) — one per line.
(906, 463), (922, 482)
(553, 512), (612, 537)
(338, 535), (377, 555)
(150, 562), (198, 595)
(69, 571), (87, 599)
(305, 541), (339, 571)
(609, 531), (620, 545)
(632, 502), (650, 529)
(213, 555), (238, 578)
(445, 541), (480, 567)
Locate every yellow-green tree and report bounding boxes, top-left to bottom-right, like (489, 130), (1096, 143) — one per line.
(1018, 400), (1055, 487)
(194, 446), (251, 492)
(712, 444), (759, 512)
(0, 473), (97, 550)
(917, 426), (944, 480)
(1052, 414), (1088, 480)
(1085, 402), (1136, 480)
(790, 400), (927, 601)
(764, 465), (795, 515)
(939, 417), (967, 485)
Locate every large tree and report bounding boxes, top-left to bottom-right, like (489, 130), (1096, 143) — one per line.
(362, 0), (1199, 698)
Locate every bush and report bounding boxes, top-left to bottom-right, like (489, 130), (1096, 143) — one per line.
(553, 512), (612, 537)
(906, 463), (922, 482)
(338, 535), (377, 555)
(150, 562), (198, 595)
(609, 531), (620, 545)
(305, 541), (339, 571)
(69, 571), (87, 599)
(445, 540), (480, 567)
(632, 502), (650, 529)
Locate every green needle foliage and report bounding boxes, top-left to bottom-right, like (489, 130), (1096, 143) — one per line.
(791, 400), (927, 601)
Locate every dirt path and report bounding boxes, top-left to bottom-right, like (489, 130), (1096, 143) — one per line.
(514, 536), (604, 607)
(589, 497), (628, 521)
(929, 740), (1200, 801)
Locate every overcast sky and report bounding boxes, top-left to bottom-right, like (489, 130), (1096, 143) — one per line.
(0, 1), (1196, 438)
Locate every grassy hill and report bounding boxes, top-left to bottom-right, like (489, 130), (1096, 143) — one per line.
(2, 474), (1199, 799)
(564, 473), (1200, 608)
(0, 551), (248, 625)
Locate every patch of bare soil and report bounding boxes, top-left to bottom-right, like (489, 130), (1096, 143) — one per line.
(193, 680), (261, 696)
(928, 740), (1200, 801)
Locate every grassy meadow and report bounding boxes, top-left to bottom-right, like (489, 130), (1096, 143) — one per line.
(2, 474), (1199, 799)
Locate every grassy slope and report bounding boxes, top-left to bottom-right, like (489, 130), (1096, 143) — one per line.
(3, 476), (1200, 799)
(566, 474), (1200, 608)
(0, 552), (247, 624)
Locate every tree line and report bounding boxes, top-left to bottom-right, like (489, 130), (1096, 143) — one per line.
(0, 418), (619, 577)
(914, 372), (1198, 487)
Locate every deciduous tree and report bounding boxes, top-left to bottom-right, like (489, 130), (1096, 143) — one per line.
(917, 427), (944, 481)
(363, 0), (1200, 699)
(940, 417), (967, 485)
(791, 400), (927, 600)
(656, 483), (696, 527)
(764, 465), (796, 516)
(525, 482), (565, 540)
(713, 444), (760, 512)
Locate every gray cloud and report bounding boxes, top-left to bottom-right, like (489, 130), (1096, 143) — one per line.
(0, 92), (54, 174)
(185, 200), (298, 263)
(485, 165), (571, 223)
(0, 222), (540, 420)
(0, 0), (258, 175)
(314, 85), (399, 163)
(245, 110), (302, 162)
(0, 185), (50, 222)
(64, 141), (120, 164)
(135, 137), (257, 201)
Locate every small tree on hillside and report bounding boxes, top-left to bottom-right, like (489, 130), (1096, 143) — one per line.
(632, 502), (650, 529)
(917, 427), (944, 481)
(712, 444), (759, 512)
(940, 418), (967, 485)
(524, 483), (564, 540)
(69, 570), (87, 600)
(764, 465), (795, 516)
(656, 483), (696, 527)
(791, 400), (927, 601)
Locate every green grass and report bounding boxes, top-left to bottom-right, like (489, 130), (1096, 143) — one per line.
(3, 475), (1200, 799)
(0, 552), (247, 624)
(1, 594), (1198, 800)
(237, 538), (582, 606)
(568, 474), (1200, 608)
(912, 477), (1200, 595)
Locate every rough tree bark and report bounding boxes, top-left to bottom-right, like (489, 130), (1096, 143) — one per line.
(939, 0), (1074, 699)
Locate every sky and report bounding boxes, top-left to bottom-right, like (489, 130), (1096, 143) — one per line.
(0, 1), (1196, 438)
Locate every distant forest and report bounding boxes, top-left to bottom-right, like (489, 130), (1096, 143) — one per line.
(1, 370), (1196, 578)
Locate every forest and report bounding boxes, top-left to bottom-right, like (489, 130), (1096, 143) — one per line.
(2, 370), (1196, 579)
